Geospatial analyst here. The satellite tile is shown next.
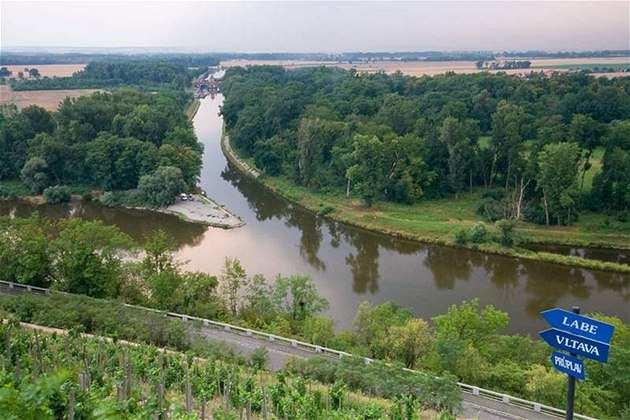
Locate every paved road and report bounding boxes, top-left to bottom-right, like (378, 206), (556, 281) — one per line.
(190, 322), (555, 420)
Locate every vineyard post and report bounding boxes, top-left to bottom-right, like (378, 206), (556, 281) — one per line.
(185, 361), (193, 411)
(68, 388), (75, 420)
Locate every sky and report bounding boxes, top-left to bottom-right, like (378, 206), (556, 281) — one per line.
(1, 1), (629, 52)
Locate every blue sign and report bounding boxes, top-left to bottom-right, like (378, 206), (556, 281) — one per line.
(539, 328), (610, 362)
(541, 308), (615, 343)
(551, 351), (585, 380)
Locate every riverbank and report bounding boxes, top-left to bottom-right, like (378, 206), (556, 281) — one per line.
(221, 131), (630, 274)
(0, 180), (244, 229)
(185, 98), (201, 120)
(155, 193), (245, 228)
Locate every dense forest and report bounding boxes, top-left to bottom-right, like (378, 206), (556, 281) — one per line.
(0, 216), (628, 418)
(9, 60), (206, 91)
(222, 66), (630, 226)
(0, 89), (202, 206)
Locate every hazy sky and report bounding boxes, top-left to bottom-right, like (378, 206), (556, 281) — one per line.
(2, 1), (629, 52)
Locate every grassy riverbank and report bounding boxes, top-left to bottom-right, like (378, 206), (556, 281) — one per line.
(185, 98), (201, 120)
(222, 132), (630, 274)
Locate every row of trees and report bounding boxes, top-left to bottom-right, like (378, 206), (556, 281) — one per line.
(222, 66), (630, 224)
(0, 89), (202, 206)
(9, 60), (204, 91)
(0, 215), (628, 417)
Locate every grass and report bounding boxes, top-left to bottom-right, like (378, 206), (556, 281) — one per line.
(223, 132), (630, 273)
(186, 98), (201, 120)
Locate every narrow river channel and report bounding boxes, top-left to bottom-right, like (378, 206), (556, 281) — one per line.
(2, 94), (628, 334)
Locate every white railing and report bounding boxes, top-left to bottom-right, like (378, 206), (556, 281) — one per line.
(0, 280), (597, 420)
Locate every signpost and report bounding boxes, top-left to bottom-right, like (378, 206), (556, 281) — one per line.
(539, 306), (615, 420)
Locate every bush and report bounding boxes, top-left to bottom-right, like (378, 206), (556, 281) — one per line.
(249, 347), (268, 370)
(468, 222), (488, 243)
(495, 219), (515, 246)
(454, 229), (468, 245)
(318, 205), (335, 217)
(43, 185), (71, 204)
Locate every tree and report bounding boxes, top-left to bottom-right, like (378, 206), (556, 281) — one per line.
(346, 134), (387, 206)
(141, 230), (178, 276)
(51, 219), (133, 298)
(389, 318), (433, 369)
(0, 215), (53, 287)
(489, 101), (526, 188)
(591, 120), (630, 211)
(570, 114), (604, 190)
(537, 142), (581, 225)
(432, 299), (509, 348)
(158, 144), (201, 188)
(138, 166), (186, 208)
(20, 157), (50, 193)
(219, 257), (247, 317)
(439, 117), (476, 194)
(271, 274), (329, 321)
(27, 68), (41, 78)
(21, 105), (55, 134)
(353, 301), (412, 359)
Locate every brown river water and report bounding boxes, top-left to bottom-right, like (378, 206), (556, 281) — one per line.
(2, 95), (628, 334)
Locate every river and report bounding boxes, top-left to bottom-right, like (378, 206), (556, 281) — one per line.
(1, 94), (628, 334)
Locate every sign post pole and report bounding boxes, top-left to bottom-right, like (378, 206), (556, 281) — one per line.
(565, 306), (579, 420)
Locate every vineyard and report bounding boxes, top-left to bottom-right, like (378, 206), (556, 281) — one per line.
(0, 321), (457, 419)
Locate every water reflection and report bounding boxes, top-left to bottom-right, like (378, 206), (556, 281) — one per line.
(1, 94), (628, 334)
(0, 200), (207, 248)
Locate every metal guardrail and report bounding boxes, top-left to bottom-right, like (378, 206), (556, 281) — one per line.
(0, 280), (597, 420)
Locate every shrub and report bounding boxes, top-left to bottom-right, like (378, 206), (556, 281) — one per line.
(43, 185), (71, 204)
(454, 229), (468, 245)
(495, 219), (515, 246)
(468, 222), (488, 243)
(318, 205), (335, 217)
(249, 347), (268, 371)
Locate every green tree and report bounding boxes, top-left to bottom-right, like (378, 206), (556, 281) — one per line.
(346, 134), (387, 207)
(0, 215), (52, 287)
(569, 114), (603, 190)
(432, 299), (509, 348)
(219, 257), (247, 317)
(20, 157), (50, 193)
(489, 101), (526, 188)
(537, 142), (581, 225)
(389, 318), (434, 369)
(51, 219), (133, 298)
(439, 117), (476, 194)
(353, 301), (412, 359)
(138, 166), (186, 208)
(271, 274), (329, 321)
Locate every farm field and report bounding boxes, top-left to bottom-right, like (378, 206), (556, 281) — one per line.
(2, 63), (86, 78)
(222, 56), (630, 76)
(0, 84), (99, 111)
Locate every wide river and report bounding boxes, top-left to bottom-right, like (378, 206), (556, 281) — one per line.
(2, 95), (629, 333)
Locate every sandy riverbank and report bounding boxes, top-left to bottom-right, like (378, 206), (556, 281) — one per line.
(156, 194), (244, 229)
